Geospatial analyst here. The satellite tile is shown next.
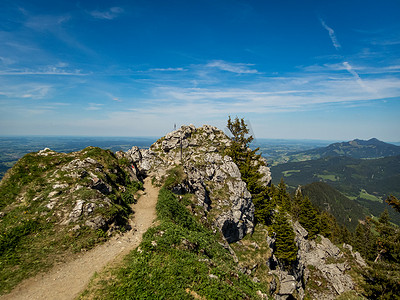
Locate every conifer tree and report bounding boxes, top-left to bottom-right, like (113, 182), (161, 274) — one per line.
(225, 116), (272, 224)
(354, 221), (377, 261)
(361, 208), (400, 299)
(272, 211), (298, 267)
(386, 195), (400, 213)
(275, 178), (291, 212)
(298, 195), (320, 239)
(291, 187), (303, 221)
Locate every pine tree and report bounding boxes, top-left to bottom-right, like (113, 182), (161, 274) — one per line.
(354, 221), (377, 261)
(272, 211), (298, 268)
(225, 116), (273, 224)
(275, 178), (291, 212)
(291, 187), (303, 221)
(361, 209), (400, 299)
(386, 195), (400, 213)
(298, 195), (320, 239)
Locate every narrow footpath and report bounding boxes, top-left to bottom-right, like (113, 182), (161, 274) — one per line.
(1, 176), (159, 300)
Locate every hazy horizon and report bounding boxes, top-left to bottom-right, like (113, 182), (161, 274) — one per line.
(1, 134), (399, 145)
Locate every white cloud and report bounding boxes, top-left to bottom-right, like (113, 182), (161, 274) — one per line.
(149, 67), (188, 72)
(89, 7), (124, 20)
(0, 56), (15, 65)
(320, 18), (341, 50)
(25, 15), (71, 31)
(0, 84), (52, 99)
(0, 68), (86, 76)
(86, 103), (103, 110)
(342, 61), (373, 92)
(206, 60), (259, 74)
(104, 92), (122, 102)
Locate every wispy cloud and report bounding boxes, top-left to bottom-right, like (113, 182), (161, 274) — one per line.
(206, 60), (259, 74)
(148, 67), (188, 72)
(89, 7), (124, 20)
(0, 56), (15, 65)
(0, 83), (52, 99)
(342, 61), (371, 91)
(320, 18), (341, 50)
(25, 15), (71, 31)
(0, 68), (86, 76)
(86, 103), (103, 110)
(104, 92), (122, 102)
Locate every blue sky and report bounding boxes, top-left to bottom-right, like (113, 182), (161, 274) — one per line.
(0, 0), (399, 141)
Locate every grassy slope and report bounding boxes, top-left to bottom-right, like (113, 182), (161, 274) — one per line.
(0, 147), (141, 294)
(80, 187), (270, 299)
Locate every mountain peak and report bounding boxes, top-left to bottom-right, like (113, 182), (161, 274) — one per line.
(303, 137), (400, 159)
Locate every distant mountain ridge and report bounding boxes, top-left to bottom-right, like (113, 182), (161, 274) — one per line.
(297, 138), (400, 159)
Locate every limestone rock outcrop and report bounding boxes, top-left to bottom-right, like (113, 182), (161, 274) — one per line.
(117, 124), (271, 243)
(269, 221), (357, 300)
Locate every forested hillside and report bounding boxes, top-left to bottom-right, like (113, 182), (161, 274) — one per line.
(271, 155), (400, 224)
(301, 182), (368, 231)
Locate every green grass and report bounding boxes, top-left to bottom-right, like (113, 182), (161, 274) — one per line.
(0, 147), (142, 295)
(359, 189), (381, 202)
(282, 170), (300, 177)
(230, 224), (274, 288)
(80, 182), (269, 299)
(316, 174), (338, 181)
(163, 164), (186, 189)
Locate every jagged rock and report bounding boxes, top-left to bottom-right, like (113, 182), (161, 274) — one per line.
(90, 177), (112, 194)
(258, 157), (272, 187)
(257, 290), (269, 299)
(52, 183), (69, 189)
(46, 201), (56, 210)
(294, 223), (354, 299)
(353, 251), (367, 267)
(85, 215), (106, 229)
(317, 263), (353, 294)
(48, 191), (61, 198)
(270, 221), (357, 299)
(343, 243), (367, 267)
(38, 148), (55, 156)
(269, 276), (277, 293)
(343, 243), (353, 252)
(118, 124), (270, 243)
(85, 202), (96, 215)
(279, 274), (297, 295)
(69, 200), (85, 221)
(317, 236), (341, 258)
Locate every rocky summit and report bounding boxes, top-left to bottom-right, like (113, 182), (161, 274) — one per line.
(117, 124), (271, 243)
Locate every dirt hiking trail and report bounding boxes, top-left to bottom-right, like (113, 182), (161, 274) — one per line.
(1, 176), (159, 300)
